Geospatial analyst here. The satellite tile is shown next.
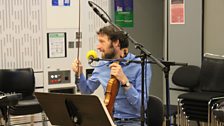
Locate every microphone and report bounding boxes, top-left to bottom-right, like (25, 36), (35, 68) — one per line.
(88, 1), (108, 23)
(86, 50), (98, 64)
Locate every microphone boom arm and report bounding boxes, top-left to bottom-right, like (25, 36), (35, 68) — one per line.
(88, 1), (165, 70)
(88, 1), (168, 126)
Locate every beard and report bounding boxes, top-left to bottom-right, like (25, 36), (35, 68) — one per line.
(101, 44), (116, 59)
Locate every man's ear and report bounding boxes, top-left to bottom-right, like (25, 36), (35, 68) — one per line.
(113, 39), (120, 48)
(121, 48), (128, 58)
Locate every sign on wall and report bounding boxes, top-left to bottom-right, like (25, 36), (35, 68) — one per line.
(114, 0), (133, 27)
(170, 0), (185, 24)
(47, 32), (67, 58)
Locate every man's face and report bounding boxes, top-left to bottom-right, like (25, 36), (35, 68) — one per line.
(97, 34), (116, 59)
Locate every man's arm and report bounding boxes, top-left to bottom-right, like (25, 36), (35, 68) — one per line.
(123, 64), (152, 111)
(72, 59), (100, 94)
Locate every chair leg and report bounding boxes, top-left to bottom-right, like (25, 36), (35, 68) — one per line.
(187, 119), (190, 126)
(6, 107), (11, 126)
(41, 112), (48, 126)
(0, 117), (4, 125)
(30, 115), (35, 126)
(182, 109), (187, 126)
(212, 109), (216, 126)
(173, 114), (177, 126)
(208, 103), (212, 126)
(197, 121), (200, 126)
(177, 99), (181, 126)
(180, 110), (184, 126)
(186, 116), (190, 126)
(6, 115), (10, 126)
(0, 106), (10, 126)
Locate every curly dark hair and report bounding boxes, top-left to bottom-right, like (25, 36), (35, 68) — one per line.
(97, 25), (129, 49)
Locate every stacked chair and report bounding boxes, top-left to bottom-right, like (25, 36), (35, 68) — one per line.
(210, 98), (224, 126)
(0, 68), (47, 125)
(172, 53), (224, 126)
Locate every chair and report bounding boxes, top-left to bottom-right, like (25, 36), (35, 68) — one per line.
(146, 95), (164, 126)
(173, 53), (224, 126)
(167, 65), (201, 126)
(211, 98), (224, 126)
(171, 65), (201, 126)
(0, 68), (47, 126)
(172, 65), (201, 91)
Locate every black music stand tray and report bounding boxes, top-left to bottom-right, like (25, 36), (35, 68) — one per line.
(35, 92), (115, 126)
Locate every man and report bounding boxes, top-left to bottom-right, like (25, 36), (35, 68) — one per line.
(72, 25), (151, 126)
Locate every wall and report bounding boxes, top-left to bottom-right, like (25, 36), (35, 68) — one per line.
(204, 0), (224, 55)
(122, 0), (164, 99)
(0, 0), (110, 93)
(165, 0), (202, 105)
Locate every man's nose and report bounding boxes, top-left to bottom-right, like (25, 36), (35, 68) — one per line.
(96, 43), (101, 50)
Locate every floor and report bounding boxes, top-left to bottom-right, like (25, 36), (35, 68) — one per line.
(1, 113), (51, 126)
(2, 113), (211, 126)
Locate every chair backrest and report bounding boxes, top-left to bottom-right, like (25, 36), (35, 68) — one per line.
(146, 95), (164, 126)
(0, 68), (35, 97)
(199, 53), (224, 92)
(172, 65), (201, 90)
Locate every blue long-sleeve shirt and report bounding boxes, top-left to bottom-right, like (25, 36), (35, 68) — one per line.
(78, 53), (152, 119)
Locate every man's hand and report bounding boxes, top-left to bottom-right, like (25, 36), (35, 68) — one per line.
(72, 59), (83, 76)
(109, 62), (128, 86)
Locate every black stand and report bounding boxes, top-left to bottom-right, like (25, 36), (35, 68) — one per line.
(0, 93), (22, 125)
(149, 60), (187, 126)
(88, 1), (166, 126)
(65, 99), (82, 125)
(162, 62), (186, 126)
(35, 92), (115, 126)
(88, 1), (188, 126)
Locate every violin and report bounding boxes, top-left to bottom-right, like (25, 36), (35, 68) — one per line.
(104, 74), (119, 118)
(104, 49), (128, 118)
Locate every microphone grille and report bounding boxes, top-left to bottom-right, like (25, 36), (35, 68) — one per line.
(86, 50), (98, 60)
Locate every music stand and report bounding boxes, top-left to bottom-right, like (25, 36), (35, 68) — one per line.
(35, 92), (115, 126)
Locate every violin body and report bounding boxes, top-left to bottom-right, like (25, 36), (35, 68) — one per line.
(104, 75), (119, 118)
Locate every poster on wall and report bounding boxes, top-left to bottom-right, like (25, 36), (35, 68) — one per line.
(47, 32), (67, 58)
(52, 0), (70, 6)
(114, 0), (133, 27)
(170, 0), (185, 24)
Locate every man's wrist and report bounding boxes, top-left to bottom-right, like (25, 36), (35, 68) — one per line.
(121, 81), (131, 87)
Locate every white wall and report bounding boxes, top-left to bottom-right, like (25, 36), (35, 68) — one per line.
(204, 0), (224, 55)
(0, 0), (110, 94)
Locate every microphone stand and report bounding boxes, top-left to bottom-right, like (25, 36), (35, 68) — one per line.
(88, 1), (165, 126)
(88, 1), (187, 126)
